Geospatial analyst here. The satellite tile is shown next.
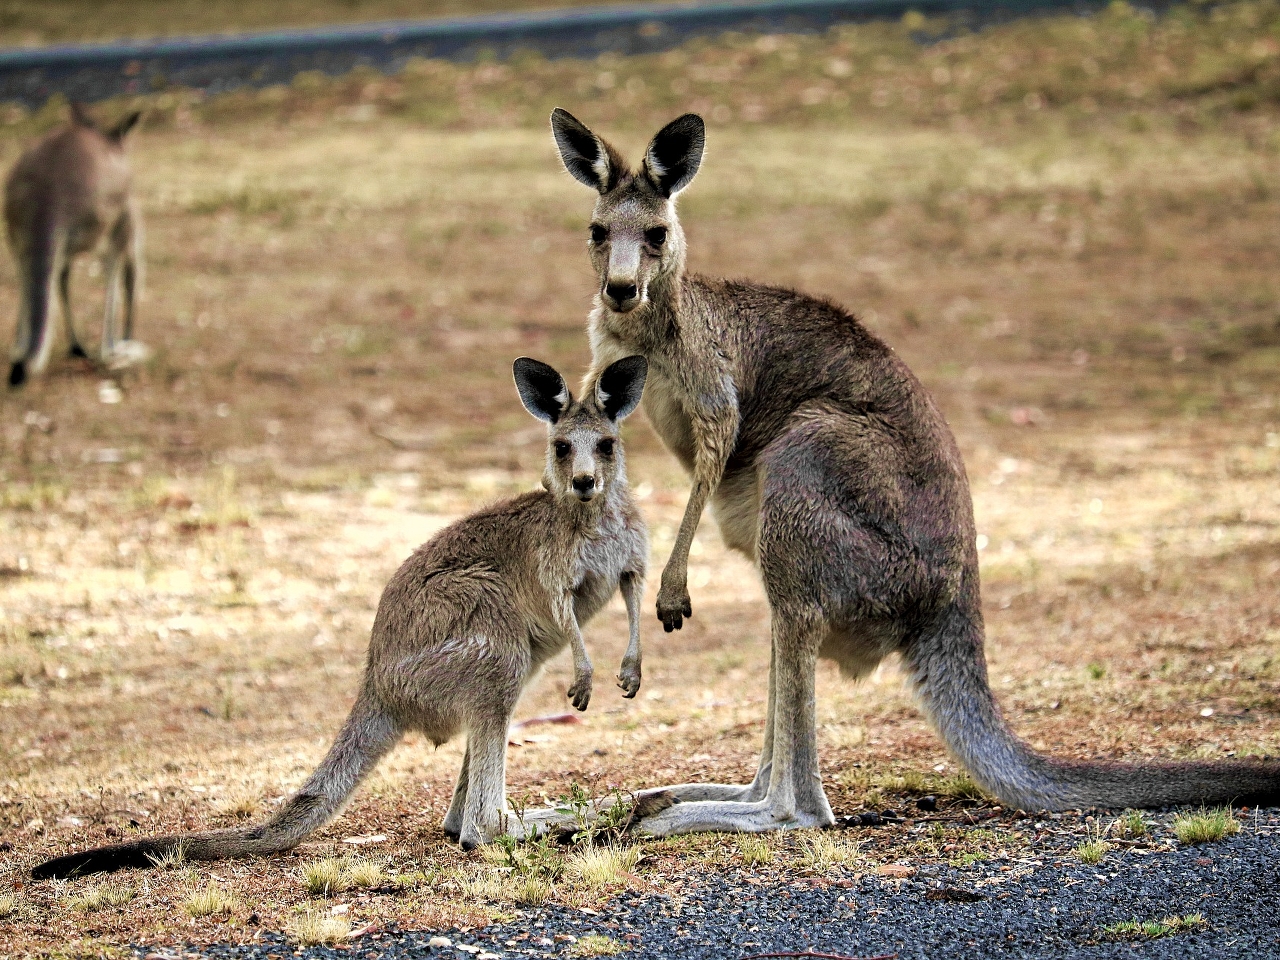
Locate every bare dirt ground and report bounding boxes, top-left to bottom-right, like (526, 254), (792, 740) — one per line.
(1, 4), (1279, 956)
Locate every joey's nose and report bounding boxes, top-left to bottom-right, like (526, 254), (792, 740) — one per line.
(572, 475), (596, 498)
(606, 282), (638, 305)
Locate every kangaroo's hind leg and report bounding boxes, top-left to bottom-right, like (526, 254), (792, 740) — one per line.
(442, 742), (471, 841)
(634, 642), (777, 804)
(457, 717), (510, 850)
(58, 261), (86, 359)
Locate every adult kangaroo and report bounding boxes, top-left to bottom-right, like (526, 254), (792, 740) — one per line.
(550, 107), (1280, 834)
(6, 103), (144, 387)
(33, 356), (651, 878)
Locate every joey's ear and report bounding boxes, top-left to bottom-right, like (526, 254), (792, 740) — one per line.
(596, 355), (647, 421)
(642, 113), (705, 198)
(551, 107), (622, 194)
(108, 111), (142, 142)
(514, 357), (570, 424)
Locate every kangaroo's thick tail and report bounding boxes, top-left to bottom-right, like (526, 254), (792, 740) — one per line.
(32, 695), (401, 880)
(8, 222), (57, 387)
(907, 599), (1280, 811)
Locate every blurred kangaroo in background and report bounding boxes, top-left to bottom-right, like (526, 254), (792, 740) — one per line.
(32, 356), (650, 878)
(6, 103), (144, 387)
(551, 107), (1280, 836)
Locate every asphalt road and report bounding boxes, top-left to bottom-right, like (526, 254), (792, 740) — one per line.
(144, 812), (1280, 960)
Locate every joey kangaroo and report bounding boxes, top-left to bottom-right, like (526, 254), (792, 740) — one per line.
(32, 356), (650, 879)
(550, 107), (1280, 835)
(6, 103), (144, 387)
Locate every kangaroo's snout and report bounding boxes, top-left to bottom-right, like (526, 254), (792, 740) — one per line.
(572, 474), (597, 500)
(605, 282), (639, 311)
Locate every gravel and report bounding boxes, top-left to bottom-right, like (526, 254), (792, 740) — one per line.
(136, 815), (1280, 960)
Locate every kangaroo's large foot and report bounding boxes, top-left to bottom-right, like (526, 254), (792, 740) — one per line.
(8, 361), (25, 387)
(633, 797), (835, 838)
(634, 766), (772, 804)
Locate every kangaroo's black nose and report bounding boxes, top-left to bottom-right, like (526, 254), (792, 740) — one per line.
(606, 283), (638, 304)
(572, 475), (595, 495)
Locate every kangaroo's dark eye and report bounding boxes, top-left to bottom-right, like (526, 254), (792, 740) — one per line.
(596, 438), (615, 457)
(645, 227), (667, 248)
(590, 224), (608, 244)
(554, 441), (571, 459)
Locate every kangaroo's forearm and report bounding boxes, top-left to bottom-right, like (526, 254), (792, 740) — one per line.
(620, 571), (643, 665)
(559, 592), (594, 710)
(666, 401), (737, 575)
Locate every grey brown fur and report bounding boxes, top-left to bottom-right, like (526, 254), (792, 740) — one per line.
(551, 108), (1280, 835)
(31, 356), (650, 879)
(6, 104), (143, 387)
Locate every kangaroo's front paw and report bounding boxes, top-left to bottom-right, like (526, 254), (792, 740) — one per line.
(567, 671), (593, 711)
(616, 658), (642, 698)
(656, 579), (692, 632)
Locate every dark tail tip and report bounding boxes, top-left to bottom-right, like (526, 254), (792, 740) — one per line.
(8, 361), (26, 387)
(32, 841), (159, 880)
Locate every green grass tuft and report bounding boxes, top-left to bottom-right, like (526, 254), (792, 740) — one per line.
(1173, 807), (1241, 844)
(1104, 913), (1206, 939)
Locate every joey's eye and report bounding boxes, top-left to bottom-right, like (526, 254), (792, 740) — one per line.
(554, 441), (571, 459)
(596, 438), (615, 457)
(590, 224), (608, 244)
(645, 227), (667, 248)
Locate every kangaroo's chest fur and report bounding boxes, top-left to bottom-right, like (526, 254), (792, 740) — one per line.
(525, 497), (645, 662)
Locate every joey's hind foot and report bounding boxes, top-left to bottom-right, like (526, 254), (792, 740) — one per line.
(616, 659), (641, 698)
(8, 361), (25, 387)
(69, 343), (88, 359)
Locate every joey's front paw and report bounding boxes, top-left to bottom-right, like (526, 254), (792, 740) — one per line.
(567, 671), (593, 711)
(656, 580), (692, 632)
(616, 658), (642, 698)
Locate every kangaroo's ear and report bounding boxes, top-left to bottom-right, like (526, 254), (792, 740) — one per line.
(642, 114), (705, 198)
(596, 355), (647, 421)
(108, 111), (142, 142)
(69, 103), (96, 129)
(514, 357), (570, 424)
(551, 107), (623, 194)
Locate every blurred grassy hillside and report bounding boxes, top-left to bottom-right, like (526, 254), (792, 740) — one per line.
(0, 0), (653, 47)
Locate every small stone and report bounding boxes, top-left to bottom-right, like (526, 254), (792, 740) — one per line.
(428, 936), (452, 948)
(876, 863), (916, 878)
(916, 795), (938, 812)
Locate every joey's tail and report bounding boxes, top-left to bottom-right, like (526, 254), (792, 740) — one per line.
(32, 695), (401, 880)
(908, 600), (1280, 811)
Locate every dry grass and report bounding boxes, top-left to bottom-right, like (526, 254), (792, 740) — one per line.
(736, 834), (774, 866)
(286, 909), (351, 946)
(68, 882), (137, 912)
(0, 893), (16, 918)
(301, 857), (352, 896)
(2, 3), (1280, 953)
(212, 785), (262, 820)
(182, 882), (238, 918)
(797, 831), (862, 872)
(570, 934), (627, 957)
(565, 845), (642, 890)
